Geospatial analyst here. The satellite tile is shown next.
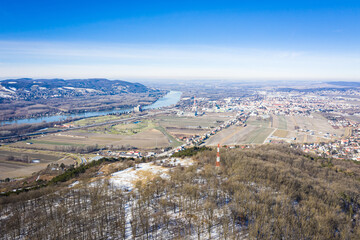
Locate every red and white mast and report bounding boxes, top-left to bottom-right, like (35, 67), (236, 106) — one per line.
(216, 144), (220, 167)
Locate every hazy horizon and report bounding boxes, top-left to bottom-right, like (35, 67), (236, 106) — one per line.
(1, 1), (359, 81)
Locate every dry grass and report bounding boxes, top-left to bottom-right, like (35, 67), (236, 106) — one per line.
(99, 162), (126, 175)
(272, 129), (289, 138)
(14, 128), (170, 150)
(0, 146), (82, 179)
(134, 169), (162, 184)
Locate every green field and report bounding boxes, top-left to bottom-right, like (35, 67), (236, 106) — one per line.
(112, 120), (156, 135)
(155, 115), (218, 129)
(241, 117), (274, 144)
(77, 119), (156, 135)
(155, 126), (183, 148)
(244, 127), (274, 144)
(28, 140), (85, 146)
(71, 114), (129, 127)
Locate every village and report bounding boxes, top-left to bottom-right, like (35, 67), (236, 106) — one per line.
(300, 126), (360, 161)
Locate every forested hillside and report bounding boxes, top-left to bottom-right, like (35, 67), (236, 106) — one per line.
(0, 78), (165, 121)
(0, 78), (153, 100)
(1, 145), (359, 239)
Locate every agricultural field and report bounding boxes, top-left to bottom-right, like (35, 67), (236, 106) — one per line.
(112, 120), (156, 135)
(10, 115), (182, 151)
(9, 112), (237, 153)
(244, 127), (274, 144)
(205, 125), (250, 146)
(205, 116), (274, 146)
(240, 117), (273, 144)
(13, 128), (170, 150)
(206, 113), (346, 146)
(155, 113), (235, 139)
(272, 129), (288, 138)
(70, 114), (130, 127)
(154, 126), (183, 148)
(267, 114), (345, 143)
(0, 147), (70, 179)
(74, 119), (155, 135)
(3, 113), (215, 178)
(277, 115), (287, 130)
(344, 127), (353, 138)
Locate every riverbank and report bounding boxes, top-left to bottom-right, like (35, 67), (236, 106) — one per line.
(1, 91), (181, 126)
(0, 91), (182, 141)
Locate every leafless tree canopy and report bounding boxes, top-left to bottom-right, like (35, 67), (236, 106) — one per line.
(1, 145), (360, 239)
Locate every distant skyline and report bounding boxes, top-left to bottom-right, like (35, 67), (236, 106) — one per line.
(1, 0), (359, 81)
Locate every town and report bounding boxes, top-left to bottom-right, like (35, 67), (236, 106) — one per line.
(76, 86), (360, 163)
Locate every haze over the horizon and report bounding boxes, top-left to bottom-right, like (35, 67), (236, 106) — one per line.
(0, 0), (359, 81)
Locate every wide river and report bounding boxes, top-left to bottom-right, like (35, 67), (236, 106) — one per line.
(1, 91), (182, 125)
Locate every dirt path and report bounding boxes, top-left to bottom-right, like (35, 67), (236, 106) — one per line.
(264, 128), (277, 144)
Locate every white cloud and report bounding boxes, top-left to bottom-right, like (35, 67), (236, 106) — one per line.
(0, 41), (359, 80)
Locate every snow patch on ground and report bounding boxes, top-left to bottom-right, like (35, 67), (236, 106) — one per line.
(0, 92), (13, 98)
(68, 181), (79, 188)
(2, 87), (15, 93)
(109, 162), (168, 191)
(0, 214), (11, 220)
(108, 158), (193, 191)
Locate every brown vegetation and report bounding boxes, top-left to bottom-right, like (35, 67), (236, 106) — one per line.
(0, 145), (359, 239)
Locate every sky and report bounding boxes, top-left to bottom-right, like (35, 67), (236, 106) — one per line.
(0, 0), (359, 81)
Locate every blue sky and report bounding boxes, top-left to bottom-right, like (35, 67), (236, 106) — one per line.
(0, 0), (359, 80)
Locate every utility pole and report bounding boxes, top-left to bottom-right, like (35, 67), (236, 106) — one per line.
(216, 143), (220, 167)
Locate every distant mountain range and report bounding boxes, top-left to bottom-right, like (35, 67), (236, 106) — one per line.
(326, 81), (360, 87)
(277, 81), (360, 93)
(0, 78), (156, 100)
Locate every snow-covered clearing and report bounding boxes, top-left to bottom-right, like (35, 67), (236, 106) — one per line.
(68, 180), (79, 188)
(109, 163), (167, 191)
(109, 158), (193, 191)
